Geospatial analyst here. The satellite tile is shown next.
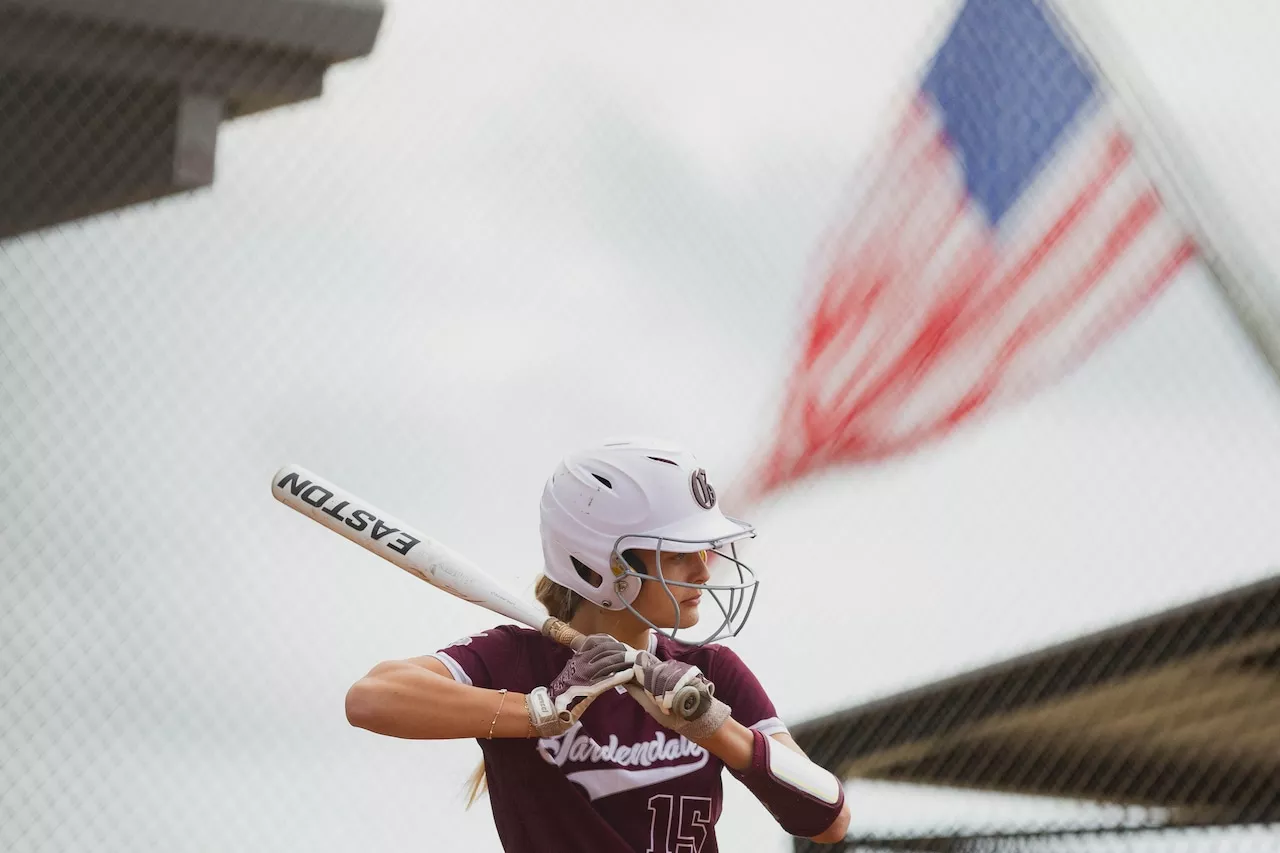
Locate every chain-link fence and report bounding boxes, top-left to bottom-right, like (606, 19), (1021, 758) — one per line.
(2, 2), (1279, 852)
(791, 574), (1280, 852)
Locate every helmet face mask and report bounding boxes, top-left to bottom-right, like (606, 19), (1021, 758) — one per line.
(609, 536), (759, 646)
(538, 437), (761, 645)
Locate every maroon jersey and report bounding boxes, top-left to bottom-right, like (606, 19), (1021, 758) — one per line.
(430, 625), (787, 853)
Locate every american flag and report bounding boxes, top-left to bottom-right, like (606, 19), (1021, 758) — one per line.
(748, 0), (1197, 502)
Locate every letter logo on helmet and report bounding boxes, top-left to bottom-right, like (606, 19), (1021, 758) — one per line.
(690, 468), (716, 510)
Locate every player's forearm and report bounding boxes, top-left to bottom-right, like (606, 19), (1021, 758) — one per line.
(688, 716), (755, 772)
(345, 663), (531, 740)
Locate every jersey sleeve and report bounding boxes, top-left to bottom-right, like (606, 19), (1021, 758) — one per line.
(706, 644), (790, 737)
(426, 624), (522, 691)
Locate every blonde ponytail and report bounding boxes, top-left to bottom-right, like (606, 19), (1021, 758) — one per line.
(463, 760), (489, 808)
(534, 572), (585, 623)
(463, 574), (585, 808)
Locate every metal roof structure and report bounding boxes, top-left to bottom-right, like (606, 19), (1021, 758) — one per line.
(0, 0), (383, 238)
(791, 572), (1280, 852)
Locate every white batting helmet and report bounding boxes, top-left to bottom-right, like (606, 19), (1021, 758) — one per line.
(538, 436), (759, 644)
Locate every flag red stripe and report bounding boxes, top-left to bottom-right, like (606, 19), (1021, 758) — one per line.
(839, 235), (1198, 462)
(814, 128), (1141, 445)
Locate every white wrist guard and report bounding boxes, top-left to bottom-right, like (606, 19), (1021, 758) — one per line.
(527, 686), (571, 737)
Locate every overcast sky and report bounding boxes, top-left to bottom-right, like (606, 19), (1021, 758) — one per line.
(3, 1), (1280, 851)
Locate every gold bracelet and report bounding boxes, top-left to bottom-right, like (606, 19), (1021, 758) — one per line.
(487, 688), (508, 739)
(524, 696), (535, 740)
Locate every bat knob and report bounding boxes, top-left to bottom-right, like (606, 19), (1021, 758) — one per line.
(673, 683), (711, 721)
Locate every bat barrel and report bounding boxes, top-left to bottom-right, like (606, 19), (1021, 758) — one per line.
(271, 464), (552, 631)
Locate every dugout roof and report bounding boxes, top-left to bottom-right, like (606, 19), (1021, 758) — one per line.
(791, 572), (1280, 850)
(0, 0), (383, 238)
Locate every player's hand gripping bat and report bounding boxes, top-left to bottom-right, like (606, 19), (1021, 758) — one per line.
(270, 464), (714, 723)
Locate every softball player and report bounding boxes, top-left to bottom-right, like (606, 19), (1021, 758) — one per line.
(346, 438), (850, 851)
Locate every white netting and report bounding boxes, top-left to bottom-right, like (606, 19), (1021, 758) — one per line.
(2, 3), (1278, 853)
